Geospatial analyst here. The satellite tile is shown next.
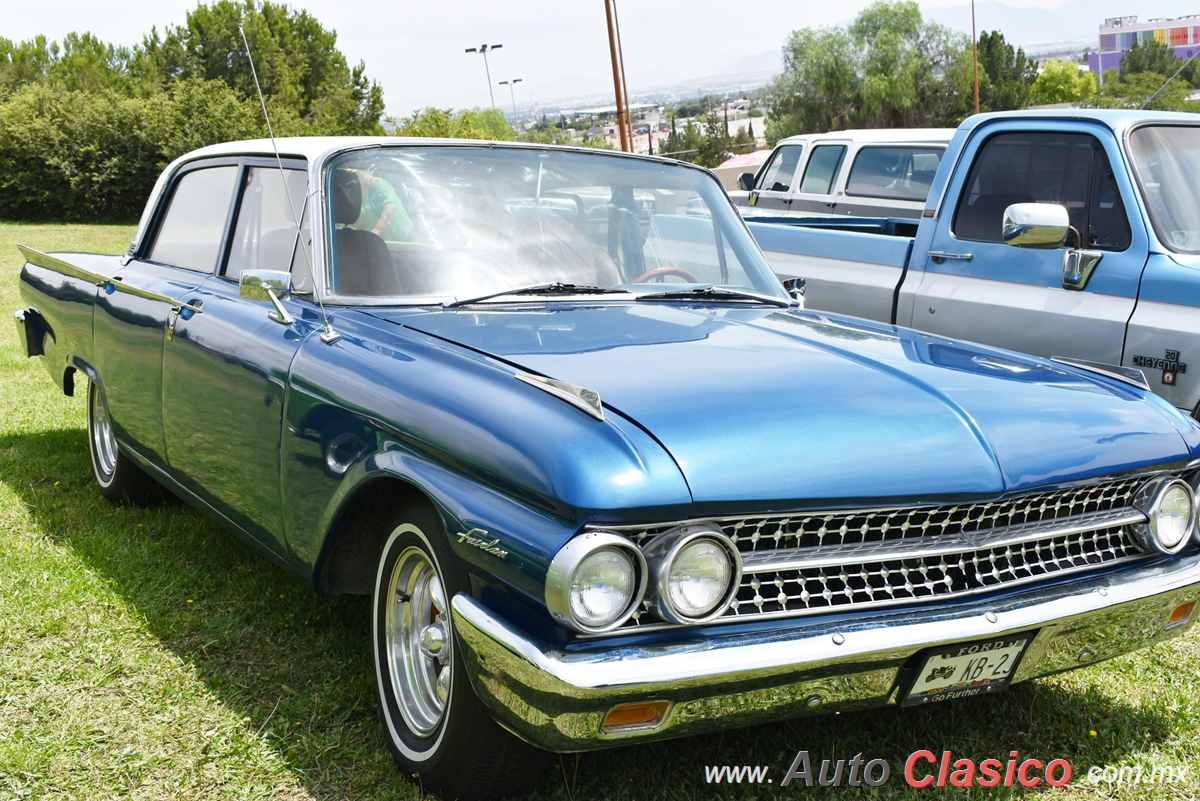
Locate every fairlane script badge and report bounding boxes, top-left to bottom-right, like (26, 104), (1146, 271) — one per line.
(457, 528), (509, 560)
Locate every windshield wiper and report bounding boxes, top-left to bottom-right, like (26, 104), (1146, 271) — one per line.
(444, 282), (629, 308)
(634, 285), (795, 308)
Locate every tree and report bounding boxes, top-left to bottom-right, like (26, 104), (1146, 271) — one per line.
(696, 110), (731, 167)
(1120, 39), (1188, 81)
(0, 33), (131, 95)
(976, 31), (1036, 111)
(134, 0), (384, 134)
(765, 1), (972, 140)
(1092, 69), (1195, 111)
(1031, 58), (1097, 105)
(390, 107), (515, 140)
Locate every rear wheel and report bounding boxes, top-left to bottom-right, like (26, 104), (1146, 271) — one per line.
(372, 504), (548, 800)
(87, 379), (163, 505)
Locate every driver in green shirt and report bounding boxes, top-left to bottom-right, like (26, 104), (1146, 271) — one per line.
(351, 167), (413, 241)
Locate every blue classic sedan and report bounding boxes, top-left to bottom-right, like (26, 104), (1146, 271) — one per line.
(15, 138), (1200, 800)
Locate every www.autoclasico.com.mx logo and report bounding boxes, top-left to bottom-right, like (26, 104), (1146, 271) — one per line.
(703, 750), (1189, 788)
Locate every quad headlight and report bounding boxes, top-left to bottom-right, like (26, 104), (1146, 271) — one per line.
(1133, 478), (1197, 554)
(644, 525), (742, 624)
(546, 532), (647, 633)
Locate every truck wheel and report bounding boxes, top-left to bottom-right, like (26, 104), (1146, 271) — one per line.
(87, 379), (163, 505)
(372, 504), (548, 801)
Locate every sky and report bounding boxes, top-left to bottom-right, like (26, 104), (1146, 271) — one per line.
(0, 0), (1183, 117)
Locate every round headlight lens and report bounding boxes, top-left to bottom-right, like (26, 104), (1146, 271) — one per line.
(1154, 483), (1194, 550)
(568, 547), (637, 628)
(667, 538), (733, 619)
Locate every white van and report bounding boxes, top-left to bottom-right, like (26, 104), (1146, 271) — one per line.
(730, 128), (955, 219)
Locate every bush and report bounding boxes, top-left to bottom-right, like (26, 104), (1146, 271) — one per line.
(0, 78), (265, 222)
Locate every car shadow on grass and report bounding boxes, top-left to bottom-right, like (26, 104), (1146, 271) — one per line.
(0, 428), (1189, 800)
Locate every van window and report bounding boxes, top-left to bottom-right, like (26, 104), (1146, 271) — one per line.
(798, 145), (847, 195)
(756, 145), (804, 192)
(845, 147), (944, 201)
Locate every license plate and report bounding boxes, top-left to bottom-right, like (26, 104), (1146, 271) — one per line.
(901, 633), (1033, 706)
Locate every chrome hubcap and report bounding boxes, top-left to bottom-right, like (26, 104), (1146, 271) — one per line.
(385, 546), (450, 735)
(90, 384), (117, 479)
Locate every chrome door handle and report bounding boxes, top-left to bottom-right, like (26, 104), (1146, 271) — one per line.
(929, 251), (973, 264)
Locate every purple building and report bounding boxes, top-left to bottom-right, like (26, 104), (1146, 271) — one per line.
(1089, 14), (1200, 77)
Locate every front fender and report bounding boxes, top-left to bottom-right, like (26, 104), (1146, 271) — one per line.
(281, 311), (692, 603)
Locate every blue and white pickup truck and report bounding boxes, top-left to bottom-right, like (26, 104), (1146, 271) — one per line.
(749, 110), (1200, 416)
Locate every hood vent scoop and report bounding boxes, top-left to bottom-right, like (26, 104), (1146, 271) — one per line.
(516, 372), (605, 420)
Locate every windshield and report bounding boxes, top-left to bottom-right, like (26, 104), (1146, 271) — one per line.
(1128, 125), (1200, 252)
(324, 146), (785, 302)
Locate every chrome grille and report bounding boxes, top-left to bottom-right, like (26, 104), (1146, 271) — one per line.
(614, 478), (1145, 554)
(597, 477), (1156, 630)
(731, 524), (1140, 618)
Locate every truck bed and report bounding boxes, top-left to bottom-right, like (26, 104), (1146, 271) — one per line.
(746, 217), (915, 323)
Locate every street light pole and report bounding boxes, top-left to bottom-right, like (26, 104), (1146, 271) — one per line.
(499, 78), (523, 122)
(465, 44), (503, 110)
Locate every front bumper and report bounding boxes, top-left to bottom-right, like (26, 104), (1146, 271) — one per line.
(451, 554), (1200, 752)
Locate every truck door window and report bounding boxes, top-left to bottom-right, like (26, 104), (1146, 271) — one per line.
(223, 167), (311, 286)
(147, 166), (238, 272)
(757, 145), (803, 192)
(798, 145), (847, 195)
(953, 133), (1129, 250)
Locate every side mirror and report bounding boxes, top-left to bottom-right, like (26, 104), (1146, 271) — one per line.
(1002, 203), (1069, 249)
(239, 269), (294, 325)
(737, 172), (756, 191)
(782, 276), (806, 307)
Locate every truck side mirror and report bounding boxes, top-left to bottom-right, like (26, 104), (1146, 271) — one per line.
(737, 173), (756, 191)
(1001, 203), (1069, 249)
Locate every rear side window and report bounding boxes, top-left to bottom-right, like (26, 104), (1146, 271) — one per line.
(148, 166), (238, 272)
(845, 147), (945, 201)
(798, 145), (847, 195)
(224, 167), (311, 285)
(756, 145), (803, 192)
(953, 132), (1130, 250)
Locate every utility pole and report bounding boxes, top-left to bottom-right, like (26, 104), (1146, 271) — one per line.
(604, 0), (631, 151)
(971, 0), (981, 114)
(465, 44), (503, 110)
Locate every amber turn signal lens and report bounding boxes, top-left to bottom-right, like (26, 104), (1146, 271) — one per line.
(601, 701), (670, 732)
(1167, 601), (1196, 630)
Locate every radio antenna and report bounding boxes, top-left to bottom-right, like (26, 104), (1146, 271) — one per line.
(239, 22), (340, 344)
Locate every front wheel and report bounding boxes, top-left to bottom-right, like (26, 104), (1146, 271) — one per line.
(87, 380), (163, 505)
(372, 505), (548, 800)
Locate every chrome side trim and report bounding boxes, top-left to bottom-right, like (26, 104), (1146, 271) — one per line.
(18, 245), (202, 314)
(515, 372), (604, 420)
(739, 509), (1146, 573)
(1051, 357), (1150, 391)
(451, 553), (1200, 751)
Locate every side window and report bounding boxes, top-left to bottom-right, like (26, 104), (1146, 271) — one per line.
(845, 147), (945, 201)
(147, 166), (238, 272)
(223, 167), (311, 286)
(756, 145), (803, 192)
(953, 132), (1129, 250)
(798, 145), (847, 195)
(1088, 150), (1132, 250)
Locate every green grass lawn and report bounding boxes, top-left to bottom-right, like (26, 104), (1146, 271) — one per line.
(1, 222), (1199, 800)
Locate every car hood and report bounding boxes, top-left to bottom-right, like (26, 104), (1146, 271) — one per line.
(370, 304), (1194, 505)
